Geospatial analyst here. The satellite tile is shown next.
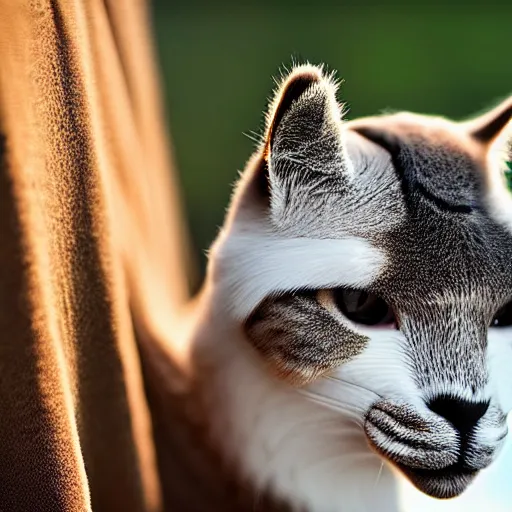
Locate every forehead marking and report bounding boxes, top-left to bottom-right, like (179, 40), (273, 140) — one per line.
(347, 120), (512, 306)
(213, 227), (386, 321)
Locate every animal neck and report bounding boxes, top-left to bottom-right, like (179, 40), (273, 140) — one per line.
(189, 282), (401, 512)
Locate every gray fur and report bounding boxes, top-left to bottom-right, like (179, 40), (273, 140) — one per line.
(241, 65), (512, 500)
(358, 119), (512, 398)
(246, 292), (368, 384)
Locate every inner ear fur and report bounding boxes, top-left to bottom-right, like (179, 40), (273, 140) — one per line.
(263, 64), (343, 159)
(465, 96), (512, 146)
(265, 66), (323, 155)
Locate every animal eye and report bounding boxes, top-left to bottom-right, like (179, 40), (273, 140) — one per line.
(491, 300), (512, 327)
(333, 288), (396, 326)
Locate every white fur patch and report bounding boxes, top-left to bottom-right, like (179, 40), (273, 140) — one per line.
(196, 313), (512, 512)
(305, 329), (421, 412)
(198, 319), (399, 512)
(210, 223), (386, 321)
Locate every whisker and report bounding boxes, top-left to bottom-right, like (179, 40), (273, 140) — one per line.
(374, 461), (385, 490)
(323, 376), (383, 400)
(257, 415), (360, 487)
(299, 392), (366, 427)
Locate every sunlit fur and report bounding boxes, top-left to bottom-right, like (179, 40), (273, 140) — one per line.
(190, 64), (512, 511)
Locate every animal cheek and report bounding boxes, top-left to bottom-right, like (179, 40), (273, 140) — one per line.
(245, 295), (369, 386)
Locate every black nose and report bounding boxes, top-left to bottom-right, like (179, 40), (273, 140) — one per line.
(428, 395), (490, 436)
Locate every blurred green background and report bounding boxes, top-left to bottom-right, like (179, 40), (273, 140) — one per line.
(151, 0), (511, 282)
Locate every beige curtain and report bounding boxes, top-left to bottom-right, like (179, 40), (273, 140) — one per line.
(0, 1), (291, 510)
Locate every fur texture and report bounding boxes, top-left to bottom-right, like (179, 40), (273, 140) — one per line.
(190, 64), (512, 511)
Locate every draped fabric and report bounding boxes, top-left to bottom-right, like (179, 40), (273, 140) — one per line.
(0, 1), (291, 509)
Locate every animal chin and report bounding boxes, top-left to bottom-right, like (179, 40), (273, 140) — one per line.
(395, 463), (477, 499)
(365, 436), (478, 500)
(363, 398), (477, 499)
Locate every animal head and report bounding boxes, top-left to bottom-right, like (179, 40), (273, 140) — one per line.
(208, 64), (512, 500)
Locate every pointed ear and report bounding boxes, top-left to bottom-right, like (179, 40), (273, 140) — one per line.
(262, 65), (352, 225)
(464, 96), (512, 147)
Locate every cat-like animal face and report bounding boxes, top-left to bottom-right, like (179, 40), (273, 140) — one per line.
(208, 65), (512, 499)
